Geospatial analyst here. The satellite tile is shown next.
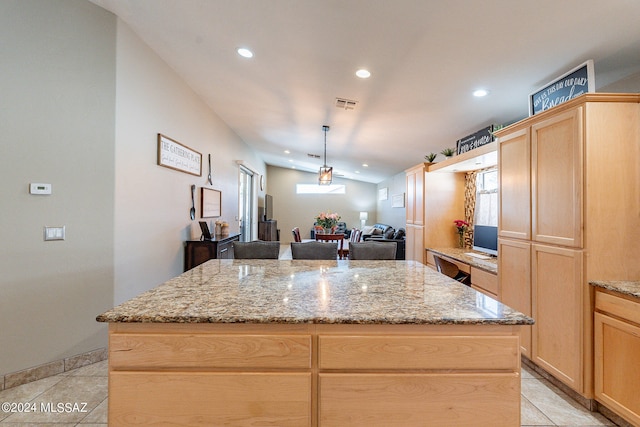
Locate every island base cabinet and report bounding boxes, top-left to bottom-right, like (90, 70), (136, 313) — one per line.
(109, 372), (312, 426)
(594, 290), (640, 426)
(319, 373), (520, 426)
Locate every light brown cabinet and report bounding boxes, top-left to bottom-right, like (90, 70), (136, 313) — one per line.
(594, 289), (640, 426)
(495, 93), (640, 399)
(405, 164), (425, 262)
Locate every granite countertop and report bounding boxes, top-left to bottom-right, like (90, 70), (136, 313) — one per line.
(590, 280), (640, 300)
(428, 247), (498, 274)
(97, 260), (532, 326)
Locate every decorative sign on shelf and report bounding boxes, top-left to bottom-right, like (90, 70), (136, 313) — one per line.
(456, 125), (497, 155)
(157, 133), (202, 176)
(529, 60), (595, 116)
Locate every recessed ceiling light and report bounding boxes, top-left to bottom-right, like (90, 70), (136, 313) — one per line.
(473, 89), (489, 97)
(284, 150), (290, 154)
(355, 171), (360, 174)
(362, 163), (368, 167)
(237, 47), (253, 58)
(356, 69), (371, 79)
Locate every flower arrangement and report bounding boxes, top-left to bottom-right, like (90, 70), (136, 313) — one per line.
(315, 211), (341, 230)
(453, 219), (469, 248)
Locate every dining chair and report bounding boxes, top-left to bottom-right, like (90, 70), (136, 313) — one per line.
(315, 233), (345, 259)
(349, 242), (397, 260)
(232, 241), (280, 259)
(433, 254), (471, 284)
(291, 227), (302, 243)
(290, 242), (338, 260)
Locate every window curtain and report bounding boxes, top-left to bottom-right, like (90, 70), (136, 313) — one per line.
(463, 171), (477, 248)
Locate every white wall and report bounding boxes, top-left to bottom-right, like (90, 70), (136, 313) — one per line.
(114, 21), (265, 304)
(376, 171), (407, 230)
(266, 166), (378, 241)
(0, 0), (116, 375)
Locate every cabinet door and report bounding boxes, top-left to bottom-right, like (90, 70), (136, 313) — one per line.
(498, 128), (530, 240)
(498, 238), (532, 358)
(594, 311), (640, 425)
(184, 241), (217, 271)
(405, 166), (425, 226)
(405, 224), (424, 263)
(532, 243), (583, 392)
(531, 108), (583, 247)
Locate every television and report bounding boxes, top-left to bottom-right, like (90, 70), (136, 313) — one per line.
(473, 225), (498, 256)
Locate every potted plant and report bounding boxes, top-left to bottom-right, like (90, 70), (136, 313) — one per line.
(424, 153), (437, 163)
(441, 147), (456, 158)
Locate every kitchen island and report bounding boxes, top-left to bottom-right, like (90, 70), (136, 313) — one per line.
(97, 259), (533, 426)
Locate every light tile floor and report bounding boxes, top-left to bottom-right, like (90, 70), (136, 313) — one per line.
(0, 361), (617, 426)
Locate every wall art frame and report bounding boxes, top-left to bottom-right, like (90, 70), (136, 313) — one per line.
(201, 187), (221, 218)
(157, 133), (202, 176)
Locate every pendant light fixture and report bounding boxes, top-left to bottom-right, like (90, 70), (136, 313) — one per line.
(318, 125), (332, 185)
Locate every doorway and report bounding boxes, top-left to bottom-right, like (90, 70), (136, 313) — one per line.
(238, 165), (255, 242)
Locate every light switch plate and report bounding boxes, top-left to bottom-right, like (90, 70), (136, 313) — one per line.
(30, 183), (52, 195)
(44, 226), (65, 241)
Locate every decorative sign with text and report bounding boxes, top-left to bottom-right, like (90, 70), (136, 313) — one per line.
(157, 134), (202, 176)
(456, 125), (496, 155)
(529, 60), (594, 116)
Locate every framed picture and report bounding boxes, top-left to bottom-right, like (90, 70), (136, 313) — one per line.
(529, 60), (594, 116)
(157, 133), (202, 176)
(201, 188), (221, 218)
(392, 193), (405, 208)
(378, 187), (388, 201)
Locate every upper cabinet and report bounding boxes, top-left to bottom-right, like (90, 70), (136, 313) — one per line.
(531, 108), (583, 248)
(498, 128), (531, 240)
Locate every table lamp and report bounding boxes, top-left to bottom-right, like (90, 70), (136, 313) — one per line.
(359, 211), (368, 229)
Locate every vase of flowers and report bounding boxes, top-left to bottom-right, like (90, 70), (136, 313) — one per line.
(453, 219), (469, 248)
(315, 211), (340, 234)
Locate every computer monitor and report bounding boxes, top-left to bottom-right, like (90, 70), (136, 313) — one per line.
(472, 225), (498, 256)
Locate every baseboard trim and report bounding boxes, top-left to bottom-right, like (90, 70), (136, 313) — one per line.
(1, 347), (107, 391)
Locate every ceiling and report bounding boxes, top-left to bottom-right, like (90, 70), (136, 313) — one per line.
(90, 0), (640, 183)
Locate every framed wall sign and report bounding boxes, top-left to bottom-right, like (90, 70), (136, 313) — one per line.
(392, 193), (405, 208)
(529, 60), (594, 116)
(456, 125), (495, 155)
(157, 133), (202, 176)
(201, 187), (221, 218)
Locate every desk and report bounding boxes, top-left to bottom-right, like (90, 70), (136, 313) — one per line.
(98, 259), (531, 426)
(427, 248), (498, 297)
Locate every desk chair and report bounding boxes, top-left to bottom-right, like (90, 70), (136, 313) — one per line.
(433, 254), (471, 285)
(349, 242), (397, 260)
(232, 241), (280, 259)
(291, 242), (338, 260)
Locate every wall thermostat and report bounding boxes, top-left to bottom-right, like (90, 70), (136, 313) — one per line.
(30, 183), (52, 195)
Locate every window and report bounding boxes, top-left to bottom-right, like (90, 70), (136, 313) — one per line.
(296, 184), (346, 194)
(474, 169), (498, 226)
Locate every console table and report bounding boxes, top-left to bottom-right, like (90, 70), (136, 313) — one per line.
(184, 233), (240, 271)
(426, 248), (498, 298)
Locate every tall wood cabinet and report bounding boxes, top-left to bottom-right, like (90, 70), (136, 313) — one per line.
(405, 163), (465, 263)
(496, 93), (640, 399)
(405, 164), (425, 263)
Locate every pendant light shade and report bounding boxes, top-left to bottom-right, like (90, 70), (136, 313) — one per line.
(318, 125), (332, 185)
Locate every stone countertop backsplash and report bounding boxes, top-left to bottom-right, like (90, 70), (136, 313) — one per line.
(590, 280), (640, 300)
(97, 260), (532, 326)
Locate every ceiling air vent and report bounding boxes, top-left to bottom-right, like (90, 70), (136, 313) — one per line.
(335, 98), (358, 110)
(307, 153), (321, 159)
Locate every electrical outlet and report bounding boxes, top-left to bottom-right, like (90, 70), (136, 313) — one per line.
(30, 183), (52, 195)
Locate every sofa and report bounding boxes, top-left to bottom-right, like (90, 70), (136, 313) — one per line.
(361, 225), (406, 260)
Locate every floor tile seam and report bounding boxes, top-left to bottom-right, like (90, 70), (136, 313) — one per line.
(521, 393), (559, 427)
(74, 396), (108, 424)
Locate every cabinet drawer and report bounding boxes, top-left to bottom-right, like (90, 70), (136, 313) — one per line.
(110, 334), (311, 369)
(318, 335), (519, 370)
(471, 266), (498, 296)
(319, 373), (520, 426)
(596, 291), (640, 325)
(425, 250), (435, 267)
(111, 372), (311, 427)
